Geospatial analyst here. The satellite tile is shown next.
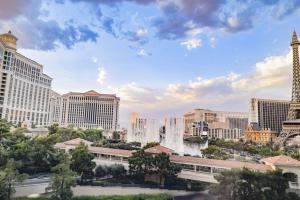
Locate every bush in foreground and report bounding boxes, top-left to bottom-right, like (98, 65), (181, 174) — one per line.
(17, 194), (172, 200)
(73, 194), (172, 200)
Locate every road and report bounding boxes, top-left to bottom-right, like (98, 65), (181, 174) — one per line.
(15, 183), (215, 199)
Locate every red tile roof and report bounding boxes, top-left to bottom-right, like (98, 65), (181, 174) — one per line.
(89, 146), (132, 157)
(64, 138), (92, 146)
(54, 139), (273, 172)
(54, 142), (66, 149)
(54, 138), (92, 148)
(261, 155), (300, 166)
(144, 145), (174, 155)
(170, 155), (272, 172)
(62, 90), (118, 98)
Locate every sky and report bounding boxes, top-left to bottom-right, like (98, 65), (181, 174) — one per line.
(0, 0), (300, 126)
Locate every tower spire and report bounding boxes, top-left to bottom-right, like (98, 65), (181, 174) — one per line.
(288, 29), (300, 120)
(291, 30), (300, 46)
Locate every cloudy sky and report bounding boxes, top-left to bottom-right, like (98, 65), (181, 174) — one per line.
(0, 0), (299, 125)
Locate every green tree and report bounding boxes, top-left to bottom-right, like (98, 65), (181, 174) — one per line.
(128, 149), (154, 180)
(202, 145), (228, 160)
(0, 147), (8, 167)
(84, 129), (103, 142)
(0, 159), (27, 200)
(6, 136), (59, 174)
(70, 142), (96, 182)
(47, 153), (76, 200)
(143, 142), (160, 149)
(210, 168), (300, 200)
(12, 127), (27, 135)
(0, 119), (10, 140)
(95, 164), (127, 179)
(109, 164), (127, 178)
(112, 131), (120, 140)
(153, 153), (181, 187)
(56, 127), (85, 142)
(95, 165), (108, 178)
(48, 123), (60, 135)
(129, 150), (181, 186)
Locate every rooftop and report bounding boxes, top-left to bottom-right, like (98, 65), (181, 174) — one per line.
(261, 155), (300, 166)
(62, 90), (119, 98)
(0, 30), (18, 40)
(89, 146), (133, 157)
(55, 139), (300, 173)
(144, 145), (174, 155)
(54, 138), (93, 148)
(171, 155), (272, 172)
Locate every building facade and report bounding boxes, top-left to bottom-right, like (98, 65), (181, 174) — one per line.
(50, 90), (120, 131)
(249, 98), (289, 134)
(191, 121), (209, 136)
(0, 31), (52, 126)
(183, 109), (248, 137)
(245, 123), (277, 145)
(208, 128), (243, 141)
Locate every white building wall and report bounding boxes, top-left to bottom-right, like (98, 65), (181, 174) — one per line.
(0, 36), (52, 127)
(49, 91), (120, 131)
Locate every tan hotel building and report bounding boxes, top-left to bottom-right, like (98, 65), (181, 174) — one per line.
(49, 90), (120, 131)
(0, 31), (52, 126)
(245, 124), (277, 145)
(184, 109), (248, 140)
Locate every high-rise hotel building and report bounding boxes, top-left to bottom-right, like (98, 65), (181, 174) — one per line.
(183, 109), (248, 138)
(249, 98), (289, 133)
(0, 31), (52, 126)
(50, 90), (120, 131)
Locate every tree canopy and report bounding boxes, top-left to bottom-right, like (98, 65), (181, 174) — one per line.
(210, 168), (300, 200)
(128, 149), (181, 186)
(201, 145), (229, 160)
(0, 159), (27, 200)
(47, 153), (76, 200)
(70, 141), (96, 182)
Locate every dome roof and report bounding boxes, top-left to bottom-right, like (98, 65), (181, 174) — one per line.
(0, 30), (17, 39)
(0, 30), (18, 49)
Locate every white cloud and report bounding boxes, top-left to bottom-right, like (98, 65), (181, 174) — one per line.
(92, 57), (98, 63)
(115, 49), (292, 121)
(97, 67), (106, 85)
(136, 28), (148, 37)
(227, 16), (239, 28)
(185, 21), (203, 37)
(209, 37), (216, 48)
(181, 38), (202, 50)
(137, 49), (151, 57)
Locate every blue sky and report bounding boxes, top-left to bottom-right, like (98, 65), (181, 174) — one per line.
(0, 0), (300, 125)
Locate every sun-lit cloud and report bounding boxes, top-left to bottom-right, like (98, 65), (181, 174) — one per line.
(136, 28), (148, 37)
(114, 49), (292, 119)
(180, 38), (202, 50)
(97, 67), (107, 85)
(209, 37), (216, 48)
(137, 49), (152, 57)
(92, 57), (98, 63)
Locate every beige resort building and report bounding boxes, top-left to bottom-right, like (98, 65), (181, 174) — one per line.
(0, 31), (52, 126)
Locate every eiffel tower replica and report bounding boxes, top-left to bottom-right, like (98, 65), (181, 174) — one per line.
(276, 30), (300, 146)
